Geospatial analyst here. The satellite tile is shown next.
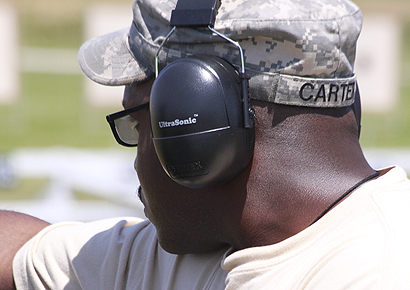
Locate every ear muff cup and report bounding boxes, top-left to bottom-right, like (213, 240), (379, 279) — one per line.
(150, 55), (255, 189)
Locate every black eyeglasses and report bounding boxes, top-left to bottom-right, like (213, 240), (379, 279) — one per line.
(106, 102), (149, 147)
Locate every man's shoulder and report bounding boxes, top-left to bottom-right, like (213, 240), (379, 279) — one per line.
(14, 218), (230, 290)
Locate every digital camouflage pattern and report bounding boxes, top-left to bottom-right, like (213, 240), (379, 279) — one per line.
(78, 0), (363, 107)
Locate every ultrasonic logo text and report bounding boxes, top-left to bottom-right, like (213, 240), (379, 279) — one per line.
(159, 114), (198, 129)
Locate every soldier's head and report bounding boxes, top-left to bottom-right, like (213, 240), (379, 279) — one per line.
(78, 0), (363, 254)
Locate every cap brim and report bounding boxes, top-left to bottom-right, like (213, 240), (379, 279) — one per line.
(78, 28), (153, 86)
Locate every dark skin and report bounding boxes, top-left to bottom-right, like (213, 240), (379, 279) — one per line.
(0, 211), (50, 290)
(124, 78), (377, 254)
(0, 78), (377, 289)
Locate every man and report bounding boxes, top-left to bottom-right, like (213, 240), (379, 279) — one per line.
(1, 0), (410, 289)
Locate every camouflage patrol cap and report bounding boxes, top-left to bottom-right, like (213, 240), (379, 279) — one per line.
(78, 0), (363, 107)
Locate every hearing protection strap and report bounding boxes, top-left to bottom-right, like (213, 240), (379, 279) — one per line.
(170, 0), (221, 27)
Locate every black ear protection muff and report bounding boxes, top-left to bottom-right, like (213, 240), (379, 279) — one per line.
(149, 0), (255, 189)
(150, 55), (255, 188)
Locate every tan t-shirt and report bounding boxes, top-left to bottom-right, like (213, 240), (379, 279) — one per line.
(13, 218), (230, 290)
(223, 166), (410, 289)
(14, 166), (410, 289)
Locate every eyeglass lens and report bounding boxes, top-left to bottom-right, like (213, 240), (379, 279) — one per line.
(113, 116), (139, 146)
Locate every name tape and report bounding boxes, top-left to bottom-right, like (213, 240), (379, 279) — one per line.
(272, 74), (357, 108)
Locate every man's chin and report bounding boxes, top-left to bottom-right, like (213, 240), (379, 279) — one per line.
(156, 233), (229, 255)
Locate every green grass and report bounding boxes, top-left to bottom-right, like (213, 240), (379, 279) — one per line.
(360, 89), (410, 147)
(0, 178), (48, 200)
(0, 73), (117, 151)
(0, 178), (109, 201)
(73, 190), (108, 201)
(360, 22), (410, 148)
(20, 14), (83, 49)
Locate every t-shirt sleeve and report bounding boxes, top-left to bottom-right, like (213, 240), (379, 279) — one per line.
(13, 217), (146, 290)
(13, 217), (229, 290)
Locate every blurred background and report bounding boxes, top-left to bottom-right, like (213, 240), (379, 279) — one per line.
(1, 0), (410, 223)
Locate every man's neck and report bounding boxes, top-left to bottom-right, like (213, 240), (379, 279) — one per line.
(225, 112), (375, 250)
